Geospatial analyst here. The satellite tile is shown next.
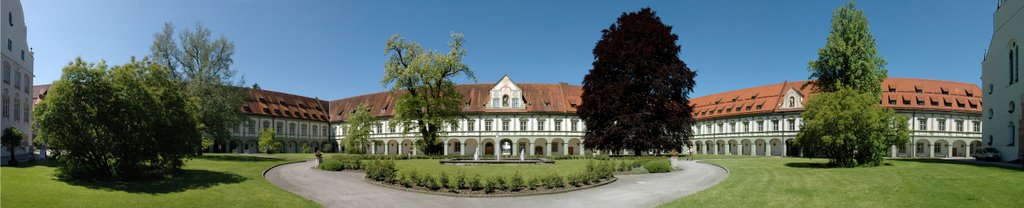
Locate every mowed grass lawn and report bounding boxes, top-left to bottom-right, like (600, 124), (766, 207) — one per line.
(661, 157), (1024, 207)
(1, 154), (319, 208)
(394, 159), (597, 180)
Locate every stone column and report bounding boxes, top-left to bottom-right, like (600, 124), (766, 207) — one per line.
(579, 143), (586, 156)
(965, 144), (971, 158)
(725, 143), (731, 155)
(398, 143), (403, 156)
(781, 141), (788, 157)
(749, 144), (756, 156)
(562, 143), (568, 156)
(412, 142), (418, 156)
(546, 142), (552, 155)
(443, 140), (449, 156)
(384, 142), (390, 155)
(460, 142), (466, 156)
(512, 142), (518, 156)
(891, 145), (897, 158)
(529, 141), (535, 156)
(911, 142), (917, 158)
(766, 143), (772, 156)
(946, 144), (952, 158)
(371, 143), (376, 155)
(928, 143), (934, 158)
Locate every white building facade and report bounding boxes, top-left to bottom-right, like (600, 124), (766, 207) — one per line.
(981, 0), (1024, 162)
(2, 0), (34, 158)
(690, 78), (983, 158)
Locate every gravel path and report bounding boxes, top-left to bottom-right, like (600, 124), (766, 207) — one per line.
(265, 159), (727, 208)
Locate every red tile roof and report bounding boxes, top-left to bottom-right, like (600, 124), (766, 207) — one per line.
(690, 78), (982, 121)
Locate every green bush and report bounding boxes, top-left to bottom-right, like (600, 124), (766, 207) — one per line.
(644, 159), (671, 173)
(365, 160), (397, 182)
(482, 177), (496, 193)
(439, 172), (450, 189)
(468, 175), (482, 191)
(318, 159), (346, 171)
(456, 171), (467, 189)
(509, 172), (525, 191)
(427, 175), (441, 190)
(399, 173), (412, 187)
(540, 174), (564, 189)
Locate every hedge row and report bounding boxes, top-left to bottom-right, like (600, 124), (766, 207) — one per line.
(318, 158), (364, 171)
(365, 160), (617, 194)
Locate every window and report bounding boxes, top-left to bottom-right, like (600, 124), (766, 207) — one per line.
(276, 122), (284, 134)
(918, 119), (927, 130)
(289, 123), (296, 135)
(916, 100), (924, 106)
(520, 120), (527, 131)
(20, 50), (24, 60)
(736, 122), (743, 133)
(756, 105), (762, 110)
(973, 121), (981, 132)
(1011, 46), (1016, 85)
(2, 61), (8, 83)
(301, 124), (308, 136)
(757, 121), (764, 131)
(502, 95), (509, 107)
(916, 143), (925, 153)
(485, 120), (492, 131)
(247, 120), (255, 133)
(6, 39), (10, 51)
(788, 97), (795, 108)
(512, 97), (519, 108)
(571, 120), (578, 131)
(501, 119), (509, 131)
(989, 83), (994, 94)
(1009, 122), (1016, 146)
(934, 142), (941, 153)
(554, 120), (562, 131)
(23, 74), (29, 93)
(989, 108), (994, 119)
(787, 119), (795, 131)
(469, 119), (477, 131)
(772, 120), (780, 131)
(12, 71), (18, 88)
(262, 121), (270, 130)
(312, 125), (319, 137)
(537, 120), (545, 131)
(889, 100), (897, 105)
(937, 119), (946, 131)
(898, 145), (907, 153)
(955, 120), (963, 132)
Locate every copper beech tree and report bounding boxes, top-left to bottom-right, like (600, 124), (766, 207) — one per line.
(579, 8), (696, 156)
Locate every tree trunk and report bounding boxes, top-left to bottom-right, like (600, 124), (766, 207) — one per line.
(8, 147), (17, 165)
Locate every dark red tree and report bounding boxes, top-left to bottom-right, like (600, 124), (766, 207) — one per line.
(579, 8), (696, 156)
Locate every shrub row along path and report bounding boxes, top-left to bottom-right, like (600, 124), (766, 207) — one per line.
(265, 159), (727, 208)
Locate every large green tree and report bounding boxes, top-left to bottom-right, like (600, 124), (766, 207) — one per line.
(34, 57), (202, 180)
(150, 22), (247, 152)
(381, 32), (475, 155)
(796, 89), (909, 167)
(579, 8), (696, 155)
(342, 104), (374, 154)
(258, 129), (281, 154)
(806, 2), (888, 96)
(797, 2), (909, 167)
(2, 127), (24, 165)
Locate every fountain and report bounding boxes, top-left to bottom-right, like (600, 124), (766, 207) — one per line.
(519, 149), (525, 161)
(440, 137), (553, 166)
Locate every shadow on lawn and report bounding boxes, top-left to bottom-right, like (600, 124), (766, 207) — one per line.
(784, 161), (894, 169)
(2, 158), (60, 168)
(62, 169), (248, 194)
(200, 154), (284, 162)
(895, 158), (1024, 171)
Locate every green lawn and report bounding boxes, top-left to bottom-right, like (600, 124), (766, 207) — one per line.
(1, 154), (319, 208)
(393, 159), (598, 180)
(661, 157), (1024, 207)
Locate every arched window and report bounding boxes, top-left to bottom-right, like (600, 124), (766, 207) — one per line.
(788, 97), (795, 107)
(8, 12), (12, 27)
(1011, 46), (1016, 84)
(262, 121), (270, 130)
(502, 95), (509, 107)
(1008, 122), (1016, 146)
(1010, 101), (1016, 113)
(1016, 42), (1019, 83)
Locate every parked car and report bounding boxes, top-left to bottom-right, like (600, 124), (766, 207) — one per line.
(973, 148), (1001, 161)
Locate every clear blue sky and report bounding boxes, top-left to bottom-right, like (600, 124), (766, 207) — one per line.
(23, 0), (997, 100)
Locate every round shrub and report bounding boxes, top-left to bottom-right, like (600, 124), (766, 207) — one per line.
(319, 159), (346, 171)
(644, 159), (672, 173)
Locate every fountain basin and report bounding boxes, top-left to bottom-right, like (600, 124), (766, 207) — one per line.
(439, 158), (555, 166)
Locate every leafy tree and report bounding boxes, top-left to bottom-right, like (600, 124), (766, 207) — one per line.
(381, 32), (475, 155)
(795, 89), (909, 167)
(797, 2), (908, 167)
(2, 127), (24, 165)
(806, 2), (887, 96)
(258, 129), (281, 154)
(343, 104), (374, 154)
(579, 8), (696, 155)
(34, 57), (202, 180)
(150, 22), (247, 153)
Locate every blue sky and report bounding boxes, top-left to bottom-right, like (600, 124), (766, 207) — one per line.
(23, 0), (997, 100)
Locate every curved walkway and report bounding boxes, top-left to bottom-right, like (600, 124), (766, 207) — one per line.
(265, 159), (727, 208)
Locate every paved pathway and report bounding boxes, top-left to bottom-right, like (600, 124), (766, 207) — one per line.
(265, 159), (727, 208)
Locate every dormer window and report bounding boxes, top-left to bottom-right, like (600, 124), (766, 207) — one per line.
(788, 97), (795, 108)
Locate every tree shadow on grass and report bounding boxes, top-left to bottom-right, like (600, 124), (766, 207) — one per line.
(784, 161), (894, 169)
(2, 158), (60, 168)
(200, 154), (284, 162)
(894, 158), (1024, 171)
(61, 169), (248, 194)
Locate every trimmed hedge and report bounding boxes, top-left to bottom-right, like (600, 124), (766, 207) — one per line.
(365, 160), (397, 182)
(644, 159), (672, 173)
